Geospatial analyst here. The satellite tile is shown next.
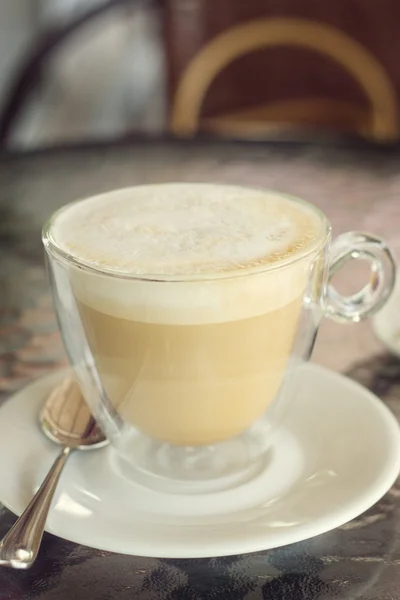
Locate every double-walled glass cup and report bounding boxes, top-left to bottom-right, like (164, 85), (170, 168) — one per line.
(43, 185), (396, 493)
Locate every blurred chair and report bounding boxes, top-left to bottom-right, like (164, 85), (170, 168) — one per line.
(168, 16), (398, 142)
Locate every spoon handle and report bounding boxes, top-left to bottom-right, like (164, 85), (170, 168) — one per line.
(0, 446), (72, 569)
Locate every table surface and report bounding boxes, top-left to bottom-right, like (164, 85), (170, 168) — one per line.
(1, 139), (400, 599)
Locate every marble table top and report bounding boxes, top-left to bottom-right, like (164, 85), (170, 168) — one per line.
(1, 139), (400, 599)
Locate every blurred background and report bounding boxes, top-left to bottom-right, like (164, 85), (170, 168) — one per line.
(1, 0), (400, 151)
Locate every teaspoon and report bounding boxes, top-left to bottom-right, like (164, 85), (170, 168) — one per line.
(0, 377), (107, 569)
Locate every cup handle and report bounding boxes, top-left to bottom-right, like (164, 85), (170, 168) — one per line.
(324, 232), (396, 323)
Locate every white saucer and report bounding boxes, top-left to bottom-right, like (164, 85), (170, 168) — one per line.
(373, 275), (400, 357)
(0, 364), (400, 559)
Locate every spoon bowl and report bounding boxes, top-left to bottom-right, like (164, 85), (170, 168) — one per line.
(40, 377), (107, 449)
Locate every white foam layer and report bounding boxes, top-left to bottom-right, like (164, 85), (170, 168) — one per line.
(51, 184), (322, 276)
(69, 263), (311, 324)
(50, 184), (325, 323)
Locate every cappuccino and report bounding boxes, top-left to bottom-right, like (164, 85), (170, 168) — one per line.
(50, 184), (324, 446)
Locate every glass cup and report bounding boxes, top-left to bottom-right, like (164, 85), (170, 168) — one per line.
(42, 185), (396, 493)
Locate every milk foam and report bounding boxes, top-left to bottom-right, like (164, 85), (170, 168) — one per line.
(49, 184), (326, 324)
(52, 184), (322, 275)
